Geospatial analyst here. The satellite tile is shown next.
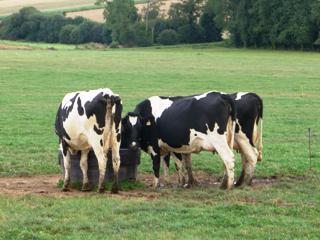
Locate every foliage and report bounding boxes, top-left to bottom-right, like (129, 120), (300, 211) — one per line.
(218, 0), (320, 49)
(177, 24), (205, 43)
(157, 29), (178, 45)
(103, 0), (138, 44)
(0, 7), (112, 45)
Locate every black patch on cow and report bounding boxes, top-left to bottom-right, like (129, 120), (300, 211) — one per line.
(117, 133), (121, 142)
(55, 104), (71, 140)
(155, 92), (231, 148)
(94, 125), (103, 135)
(77, 97), (84, 116)
(112, 96), (122, 132)
(61, 140), (69, 157)
(55, 93), (80, 142)
(84, 92), (108, 129)
(100, 139), (103, 146)
(230, 92), (263, 146)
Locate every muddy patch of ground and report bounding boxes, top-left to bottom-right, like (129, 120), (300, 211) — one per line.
(0, 44), (33, 50)
(0, 171), (279, 199)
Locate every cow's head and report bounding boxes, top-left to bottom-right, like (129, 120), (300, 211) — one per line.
(121, 112), (143, 149)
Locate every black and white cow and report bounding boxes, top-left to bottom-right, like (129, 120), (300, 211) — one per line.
(231, 92), (263, 186)
(160, 92), (263, 187)
(55, 88), (122, 193)
(121, 91), (236, 190)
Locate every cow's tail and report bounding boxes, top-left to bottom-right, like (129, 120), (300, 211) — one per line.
(256, 95), (263, 161)
(221, 94), (236, 149)
(111, 95), (123, 134)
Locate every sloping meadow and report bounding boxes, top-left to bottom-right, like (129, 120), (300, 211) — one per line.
(0, 43), (319, 238)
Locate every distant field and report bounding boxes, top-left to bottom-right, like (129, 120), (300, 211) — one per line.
(0, 0), (149, 16)
(0, 40), (319, 239)
(0, 0), (97, 16)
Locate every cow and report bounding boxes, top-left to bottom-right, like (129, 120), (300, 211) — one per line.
(160, 92), (263, 187)
(55, 88), (122, 193)
(121, 91), (237, 190)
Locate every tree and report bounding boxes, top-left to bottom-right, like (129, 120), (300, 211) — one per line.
(102, 0), (138, 43)
(200, 0), (222, 42)
(157, 29), (178, 45)
(59, 24), (76, 43)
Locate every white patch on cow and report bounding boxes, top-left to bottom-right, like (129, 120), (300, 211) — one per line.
(148, 146), (157, 157)
(194, 91), (227, 100)
(149, 96), (173, 120)
(194, 92), (211, 100)
(158, 123), (227, 154)
(131, 141), (136, 147)
(129, 116), (138, 126)
(235, 92), (248, 100)
(146, 121), (151, 126)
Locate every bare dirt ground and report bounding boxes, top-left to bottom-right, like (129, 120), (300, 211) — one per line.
(0, 172), (277, 199)
(65, 0), (180, 23)
(66, 8), (105, 23)
(0, 44), (33, 50)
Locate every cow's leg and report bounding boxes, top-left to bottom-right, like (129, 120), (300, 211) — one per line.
(235, 136), (258, 186)
(79, 149), (90, 191)
(172, 153), (186, 186)
(93, 147), (107, 193)
(151, 152), (161, 188)
(235, 152), (246, 187)
(214, 140), (235, 190)
(61, 142), (71, 192)
(110, 135), (121, 194)
(162, 154), (171, 186)
(182, 154), (198, 187)
(242, 147), (258, 186)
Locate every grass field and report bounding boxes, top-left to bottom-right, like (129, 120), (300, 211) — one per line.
(0, 41), (319, 239)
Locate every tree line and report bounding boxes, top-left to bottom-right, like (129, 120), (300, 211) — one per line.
(0, 7), (112, 44)
(213, 0), (320, 49)
(0, 0), (319, 50)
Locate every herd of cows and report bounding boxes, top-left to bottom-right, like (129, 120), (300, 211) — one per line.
(55, 88), (263, 193)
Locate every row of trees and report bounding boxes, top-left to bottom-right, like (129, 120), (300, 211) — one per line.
(101, 0), (222, 46)
(214, 0), (320, 49)
(1, 0), (319, 49)
(0, 7), (112, 44)
(0, 1), (222, 47)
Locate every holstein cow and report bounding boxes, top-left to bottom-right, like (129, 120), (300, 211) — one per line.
(55, 88), (122, 193)
(121, 91), (237, 190)
(161, 92), (263, 187)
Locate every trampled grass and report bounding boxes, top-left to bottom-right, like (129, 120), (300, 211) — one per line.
(0, 41), (319, 239)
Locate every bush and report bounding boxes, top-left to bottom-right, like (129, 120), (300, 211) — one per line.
(132, 23), (152, 47)
(70, 26), (85, 44)
(177, 24), (205, 43)
(157, 29), (178, 45)
(109, 41), (119, 48)
(59, 24), (76, 44)
(118, 27), (136, 47)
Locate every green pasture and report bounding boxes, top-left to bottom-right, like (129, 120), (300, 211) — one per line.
(0, 41), (319, 239)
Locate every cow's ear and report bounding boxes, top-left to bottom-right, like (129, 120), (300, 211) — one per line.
(100, 94), (109, 104)
(141, 115), (155, 126)
(127, 112), (140, 118)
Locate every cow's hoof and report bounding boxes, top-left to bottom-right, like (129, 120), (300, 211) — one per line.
(81, 183), (90, 192)
(61, 187), (70, 192)
(97, 188), (105, 194)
